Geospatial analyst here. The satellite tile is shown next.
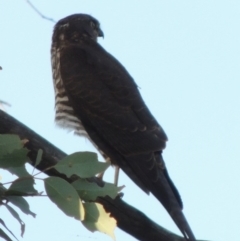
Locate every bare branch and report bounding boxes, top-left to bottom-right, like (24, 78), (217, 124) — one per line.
(0, 100), (11, 111)
(25, 0), (56, 23)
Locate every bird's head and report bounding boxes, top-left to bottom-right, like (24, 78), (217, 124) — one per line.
(52, 14), (104, 46)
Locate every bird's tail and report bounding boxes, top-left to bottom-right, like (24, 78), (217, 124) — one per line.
(160, 165), (196, 241)
(125, 153), (196, 241)
(169, 207), (196, 241)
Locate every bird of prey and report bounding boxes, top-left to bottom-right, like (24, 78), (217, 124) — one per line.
(51, 14), (196, 241)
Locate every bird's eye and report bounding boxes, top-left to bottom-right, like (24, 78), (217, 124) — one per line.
(90, 21), (96, 29)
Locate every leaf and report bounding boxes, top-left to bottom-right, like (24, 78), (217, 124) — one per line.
(83, 202), (116, 240)
(0, 135), (29, 169)
(72, 179), (122, 201)
(4, 204), (25, 237)
(44, 177), (84, 221)
(35, 149), (43, 166)
(35, 149), (43, 167)
(0, 219), (17, 241)
(0, 148), (29, 169)
(0, 135), (23, 155)
(7, 166), (30, 178)
(55, 152), (110, 178)
(0, 218), (20, 241)
(7, 196), (36, 217)
(6, 177), (38, 196)
(0, 228), (14, 241)
(31, 149), (43, 175)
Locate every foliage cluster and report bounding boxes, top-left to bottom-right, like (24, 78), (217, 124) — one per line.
(0, 134), (120, 241)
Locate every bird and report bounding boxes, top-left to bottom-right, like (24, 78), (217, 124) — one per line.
(51, 14), (196, 241)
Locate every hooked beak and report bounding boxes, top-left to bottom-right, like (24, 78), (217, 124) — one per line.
(98, 28), (104, 38)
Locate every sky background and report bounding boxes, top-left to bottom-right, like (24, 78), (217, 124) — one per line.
(1, 1), (240, 241)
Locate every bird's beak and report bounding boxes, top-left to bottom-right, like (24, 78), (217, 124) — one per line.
(98, 29), (104, 38)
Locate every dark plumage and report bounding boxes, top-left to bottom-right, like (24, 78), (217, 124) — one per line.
(51, 14), (196, 241)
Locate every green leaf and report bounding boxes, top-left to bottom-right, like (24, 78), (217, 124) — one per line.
(0, 219), (17, 241)
(35, 149), (43, 167)
(31, 149), (43, 175)
(72, 179), (122, 201)
(7, 166), (30, 178)
(0, 228), (14, 241)
(44, 177), (84, 221)
(0, 218), (18, 240)
(0, 134), (23, 155)
(7, 196), (36, 217)
(83, 202), (116, 240)
(55, 152), (110, 178)
(6, 178), (38, 196)
(0, 134), (29, 169)
(0, 148), (28, 169)
(4, 204), (25, 237)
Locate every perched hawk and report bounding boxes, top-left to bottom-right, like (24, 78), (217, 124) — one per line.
(51, 14), (196, 241)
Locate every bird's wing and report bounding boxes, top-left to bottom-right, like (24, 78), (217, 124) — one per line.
(60, 42), (167, 156)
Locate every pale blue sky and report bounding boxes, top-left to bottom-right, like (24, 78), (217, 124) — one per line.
(1, 1), (240, 241)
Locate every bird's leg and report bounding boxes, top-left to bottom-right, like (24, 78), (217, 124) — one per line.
(97, 155), (111, 180)
(114, 166), (120, 186)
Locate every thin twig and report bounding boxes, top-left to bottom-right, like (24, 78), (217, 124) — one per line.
(0, 101), (11, 107)
(25, 0), (56, 23)
(0, 100), (11, 112)
(32, 165), (56, 177)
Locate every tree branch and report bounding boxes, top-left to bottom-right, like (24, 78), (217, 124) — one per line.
(0, 109), (192, 241)
(25, 0), (56, 23)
